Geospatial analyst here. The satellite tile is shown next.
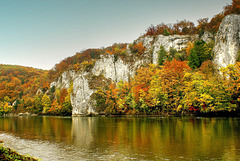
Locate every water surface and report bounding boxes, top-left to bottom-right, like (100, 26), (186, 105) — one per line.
(0, 116), (239, 160)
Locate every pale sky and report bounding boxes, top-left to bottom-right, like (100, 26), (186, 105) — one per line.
(0, 0), (232, 70)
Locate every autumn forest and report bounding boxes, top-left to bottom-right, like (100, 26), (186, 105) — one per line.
(0, 0), (240, 116)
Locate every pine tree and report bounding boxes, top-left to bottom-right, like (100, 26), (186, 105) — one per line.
(188, 49), (200, 69)
(158, 45), (167, 65)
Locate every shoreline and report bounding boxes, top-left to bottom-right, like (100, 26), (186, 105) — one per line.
(2, 110), (240, 118)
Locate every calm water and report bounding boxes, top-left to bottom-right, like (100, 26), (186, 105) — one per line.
(0, 116), (240, 160)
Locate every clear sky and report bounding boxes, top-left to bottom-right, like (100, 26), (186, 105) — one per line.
(0, 0), (232, 70)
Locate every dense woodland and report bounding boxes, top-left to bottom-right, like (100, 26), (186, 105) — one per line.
(0, 0), (240, 116)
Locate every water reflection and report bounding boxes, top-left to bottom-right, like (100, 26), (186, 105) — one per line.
(0, 116), (239, 160)
(72, 117), (96, 147)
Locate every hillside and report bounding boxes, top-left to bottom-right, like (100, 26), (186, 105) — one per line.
(1, 0), (240, 116)
(0, 65), (48, 114)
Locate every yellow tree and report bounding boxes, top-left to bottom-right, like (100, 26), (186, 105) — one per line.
(116, 81), (130, 113)
(221, 63), (240, 110)
(41, 95), (51, 113)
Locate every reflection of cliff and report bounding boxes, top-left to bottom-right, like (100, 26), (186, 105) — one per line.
(71, 117), (96, 147)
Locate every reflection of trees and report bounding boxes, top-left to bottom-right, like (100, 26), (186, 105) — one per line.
(0, 117), (239, 160)
(90, 117), (240, 160)
(0, 116), (72, 143)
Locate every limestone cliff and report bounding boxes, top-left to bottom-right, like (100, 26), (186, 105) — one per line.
(213, 14), (240, 69)
(50, 31), (218, 115)
(50, 34), (201, 115)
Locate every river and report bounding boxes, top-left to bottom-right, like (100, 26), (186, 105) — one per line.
(0, 116), (239, 160)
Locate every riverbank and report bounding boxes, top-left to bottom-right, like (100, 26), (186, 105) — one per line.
(0, 141), (37, 161)
(2, 110), (240, 118)
(71, 110), (240, 118)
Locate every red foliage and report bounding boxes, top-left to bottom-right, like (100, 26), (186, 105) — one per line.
(132, 42), (146, 56)
(224, 0), (240, 15)
(189, 106), (200, 112)
(144, 20), (197, 37)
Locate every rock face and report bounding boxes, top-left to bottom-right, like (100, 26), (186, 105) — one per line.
(92, 54), (146, 83)
(213, 14), (240, 69)
(51, 54), (150, 115)
(137, 34), (198, 64)
(201, 31), (214, 43)
(50, 71), (95, 115)
(51, 32), (214, 115)
(50, 15), (240, 115)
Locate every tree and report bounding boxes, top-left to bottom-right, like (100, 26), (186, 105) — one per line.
(158, 45), (167, 65)
(105, 83), (119, 114)
(188, 49), (200, 69)
(168, 47), (177, 61)
(188, 40), (213, 69)
(224, 0), (240, 16)
(61, 95), (72, 115)
(131, 42), (146, 56)
(41, 95), (51, 113)
(181, 71), (231, 112)
(34, 96), (42, 112)
(163, 29), (170, 36)
(221, 63), (240, 109)
(197, 18), (209, 37)
(48, 99), (60, 115)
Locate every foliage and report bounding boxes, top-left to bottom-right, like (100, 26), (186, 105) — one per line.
(188, 40), (213, 69)
(158, 45), (167, 65)
(48, 44), (127, 81)
(129, 42), (146, 56)
(41, 95), (51, 113)
(0, 0), (239, 116)
(144, 20), (196, 37)
(181, 71), (231, 112)
(0, 65), (47, 103)
(221, 63), (240, 109)
(0, 143), (37, 161)
(93, 56), (240, 115)
(224, 0), (240, 16)
(143, 0), (239, 37)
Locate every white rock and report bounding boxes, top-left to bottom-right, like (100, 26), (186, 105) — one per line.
(213, 14), (240, 69)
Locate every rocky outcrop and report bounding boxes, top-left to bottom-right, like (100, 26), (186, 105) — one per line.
(50, 30), (216, 115)
(51, 54), (150, 115)
(201, 31), (214, 43)
(51, 71), (95, 115)
(152, 35), (198, 64)
(137, 34), (198, 64)
(213, 14), (240, 69)
(49, 15), (240, 115)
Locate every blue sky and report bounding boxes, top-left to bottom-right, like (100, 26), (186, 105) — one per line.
(0, 0), (232, 70)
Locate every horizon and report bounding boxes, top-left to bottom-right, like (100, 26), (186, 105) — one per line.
(0, 0), (232, 70)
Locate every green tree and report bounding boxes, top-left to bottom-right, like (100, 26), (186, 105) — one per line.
(34, 96), (42, 112)
(61, 95), (72, 115)
(188, 49), (200, 69)
(168, 47), (177, 61)
(4, 96), (10, 103)
(163, 29), (170, 36)
(158, 45), (167, 65)
(188, 40), (212, 69)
